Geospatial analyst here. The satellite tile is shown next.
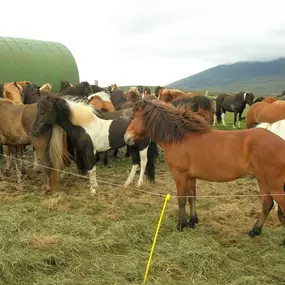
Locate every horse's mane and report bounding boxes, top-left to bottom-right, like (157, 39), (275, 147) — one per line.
(172, 96), (214, 112)
(135, 100), (209, 143)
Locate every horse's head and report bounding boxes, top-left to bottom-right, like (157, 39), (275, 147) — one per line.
(124, 101), (147, 145)
(32, 94), (59, 138)
(244, 92), (254, 106)
(143, 87), (151, 95)
(23, 83), (41, 103)
(79, 81), (92, 96)
(60, 80), (73, 92)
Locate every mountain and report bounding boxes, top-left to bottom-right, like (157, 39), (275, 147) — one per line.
(167, 58), (285, 95)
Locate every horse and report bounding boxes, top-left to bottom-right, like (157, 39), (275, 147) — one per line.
(91, 85), (107, 94)
(60, 81), (73, 92)
(39, 83), (52, 92)
(23, 83), (42, 104)
(88, 95), (115, 112)
(246, 100), (285, 128)
(31, 94), (158, 194)
(108, 84), (127, 110)
(214, 92), (255, 128)
(262, 97), (278, 103)
(60, 81), (92, 97)
(171, 96), (215, 124)
(2, 82), (24, 104)
(124, 100), (285, 246)
(0, 98), (68, 190)
(253, 96), (265, 104)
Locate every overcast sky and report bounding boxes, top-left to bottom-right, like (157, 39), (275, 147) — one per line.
(1, 0), (285, 87)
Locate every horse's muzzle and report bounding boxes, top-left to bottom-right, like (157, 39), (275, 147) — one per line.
(124, 134), (135, 146)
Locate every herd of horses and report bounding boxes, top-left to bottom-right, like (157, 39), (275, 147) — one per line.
(1, 81), (285, 246)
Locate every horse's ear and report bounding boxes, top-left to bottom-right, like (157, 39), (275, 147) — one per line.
(14, 82), (17, 87)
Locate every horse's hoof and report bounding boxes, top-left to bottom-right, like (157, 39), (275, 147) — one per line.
(247, 228), (261, 237)
(177, 221), (187, 231)
(187, 221), (196, 228)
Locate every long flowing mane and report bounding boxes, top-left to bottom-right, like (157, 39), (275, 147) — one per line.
(136, 100), (209, 143)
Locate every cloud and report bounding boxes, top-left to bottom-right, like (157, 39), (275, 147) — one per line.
(0, 0), (285, 86)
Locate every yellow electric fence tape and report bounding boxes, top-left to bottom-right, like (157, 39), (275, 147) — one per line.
(143, 193), (171, 284)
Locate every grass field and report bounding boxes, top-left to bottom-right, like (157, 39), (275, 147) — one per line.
(0, 107), (285, 285)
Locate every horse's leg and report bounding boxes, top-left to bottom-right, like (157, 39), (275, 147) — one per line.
(248, 181), (274, 237)
(187, 178), (198, 228)
(221, 111), (227, 127)
(88, 165), (98, 195)
(170, 169), (188, 231)
(3, 146), (11, 172)
(213, 114), (216, 126)
(125, 145), (131, 158)
(14, 148), (23, 184)
(137, 146), (148, 187)
(103, 151), (108, 166)
(33, 147), (40, 172)
(233, 111), (237, 128)
(113, 148), (119, 157)
(95, 152), (101, 163)
(124, 147), (139, 187)
(238, 112), (242, 129)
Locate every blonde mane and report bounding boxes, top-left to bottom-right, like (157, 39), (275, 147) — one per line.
(40, 83), (52, 92)
(67, 100), (97, 126)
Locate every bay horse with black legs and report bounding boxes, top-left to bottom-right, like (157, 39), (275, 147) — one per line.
(0, 97), (68, 192)
(171, 96), (215, 124)
(124, 100), (285, 246)
(246, 100), (285, 128)
(31, 94), (158, 194)
(214, 92), (254, 128)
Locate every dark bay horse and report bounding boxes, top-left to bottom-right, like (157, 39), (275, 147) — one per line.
(0, 98), (68, 191)
(31, 95), (158, 194)
(124, 100), (285, 246)
(108, 84), (127, 110)
(171, 96), (215, 124)
(60, 81), (92, 97)
(214, 92), (254, 128)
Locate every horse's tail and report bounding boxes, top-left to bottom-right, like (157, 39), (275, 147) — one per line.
(215, 94), (226, 123)
(145, 141), (158, 183)
(277, 184), (285, 223)
(49, 125), (71, 185)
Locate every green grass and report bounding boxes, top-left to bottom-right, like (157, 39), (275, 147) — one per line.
(0, 109), (284, 285)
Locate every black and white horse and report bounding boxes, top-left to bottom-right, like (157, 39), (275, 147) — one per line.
(31, 94), (157, 194)
(213, 92), (254, 128)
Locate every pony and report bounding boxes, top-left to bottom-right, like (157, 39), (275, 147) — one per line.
(155, 86), (200, 102)
(88, 95), (115, 112)
(124, 100), (285, 246)
(246, 100), (285, 128)
(23, 83), (42, 104)
(214, 92), (254, 128)
(108, 84), (127, 110)
(60, 81), (73, 92)
(0, 98), (68, 191)
(171, 96), (215, 124)
(31, 94), (158, 194)
(2, 82), (24, 104)
(60, 81), (92, 97)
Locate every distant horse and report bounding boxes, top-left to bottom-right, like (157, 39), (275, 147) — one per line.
(108, 84), (127, 110)
(171, 96), (215, 124)
(246, 100), (285, 128)
(60, 81), (73, 92)
(137, 85), (144, 95)
(31, 95), (158, 194)
(60, 81), (92, 97)
(157, 87), (200, 103)
(91, 85), (107, 94)
(0, 98), (68, 191)
(124, 100), (285, 246)
(214, 92), (254, 128)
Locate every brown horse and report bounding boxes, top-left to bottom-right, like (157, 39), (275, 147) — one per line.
(2, 82), (24, 104)
(262, 97), (278, 103)
(157, 87), (200, 103)
(89, 95), (115, 112)
(246, 101), (285, 128)
(171, 96), (215, 124)
(124, 100), (285, 246)
(0, 97), (68, 192)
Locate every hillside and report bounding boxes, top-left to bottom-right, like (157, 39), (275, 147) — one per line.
(167, 58), (285, 95)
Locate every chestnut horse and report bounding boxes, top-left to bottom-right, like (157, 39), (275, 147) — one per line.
(246, 101), (285, 128)
(124, 100), (285, 246)
(88, 95), (115, 112)
(171, 96), (215, 124)
(156, 87), (200, 103)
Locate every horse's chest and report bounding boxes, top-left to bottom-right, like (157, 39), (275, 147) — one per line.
(108, 118), (129, 149)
